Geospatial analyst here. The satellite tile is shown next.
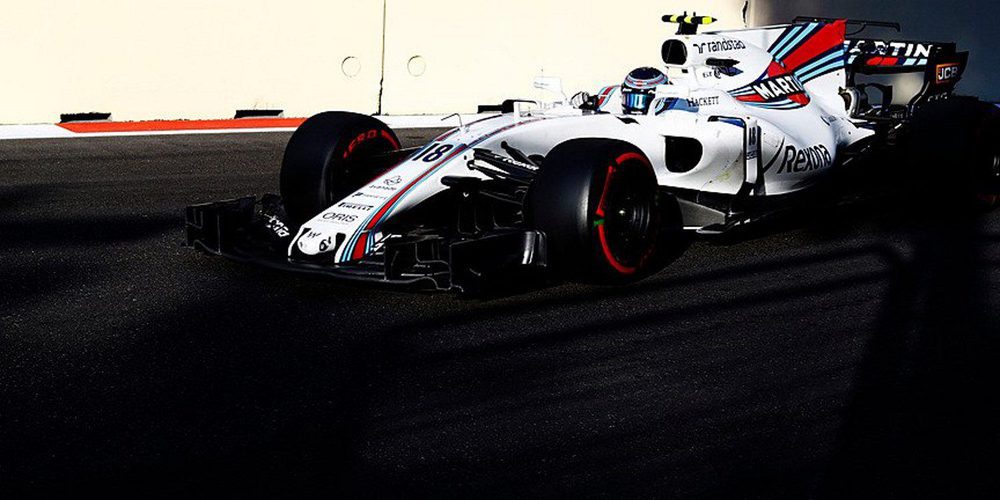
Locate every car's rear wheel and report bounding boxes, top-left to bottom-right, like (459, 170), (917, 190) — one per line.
(280, 111), (401, 224)
(907, 97), (1000, 211)
(973, 110), (1000, 209)
(526, 138), (680, 285)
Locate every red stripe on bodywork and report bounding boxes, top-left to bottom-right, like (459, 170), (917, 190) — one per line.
(352, 232), (368, 260)
(766, 61), (786, 78)
(779, 20), (846, 73)
(789, 93), (810, 105)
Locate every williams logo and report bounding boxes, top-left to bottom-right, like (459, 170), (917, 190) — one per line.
(776, 145), (832, 174)
(384, 175), (403, 186)
(751, 75), (808, 101)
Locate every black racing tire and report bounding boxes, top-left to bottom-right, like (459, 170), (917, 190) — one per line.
(525, 138), (681, 285)
(280, 111), (401, 224)
(907, 96), (1000, 211)
(973, 106), (1000, 209)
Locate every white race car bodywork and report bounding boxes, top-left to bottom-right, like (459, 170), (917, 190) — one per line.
(293, 20), (876, 263)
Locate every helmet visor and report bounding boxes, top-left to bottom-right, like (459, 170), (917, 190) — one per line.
(622, 91), (653, 115)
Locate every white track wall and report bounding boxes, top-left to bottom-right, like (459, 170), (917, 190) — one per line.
(0, 1), (386, 124)
(0, 0), (749, 124)
(381, 0), (748, 115)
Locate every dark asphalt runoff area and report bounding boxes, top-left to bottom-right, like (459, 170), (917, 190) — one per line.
(1, 130), (998, 498)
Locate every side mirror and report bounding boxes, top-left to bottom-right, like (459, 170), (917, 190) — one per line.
(533, 76), (567, 100)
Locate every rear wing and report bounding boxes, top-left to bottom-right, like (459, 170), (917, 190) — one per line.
(792, 16), (969, 106)
(792, 16), (901, 35)
(847, 39), (968, 108)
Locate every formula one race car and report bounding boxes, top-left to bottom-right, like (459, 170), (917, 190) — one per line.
(186, 14), (1000, 292)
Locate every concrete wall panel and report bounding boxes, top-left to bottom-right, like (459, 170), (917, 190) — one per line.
(0, 1), (751, 124)
(380, 0), (749, 115)
(0, 1), (386, 123)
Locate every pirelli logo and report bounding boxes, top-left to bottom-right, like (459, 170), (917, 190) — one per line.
(337, 201), (374, 211)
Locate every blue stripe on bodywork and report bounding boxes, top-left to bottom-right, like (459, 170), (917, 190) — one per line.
(769, 24), (803, 56)
(655, 98), (701, 114)
(794, 50), (843, 79)
(715, 117), (746, 128)
(774, 23), (817, 61)
(797, 59), (845, 82)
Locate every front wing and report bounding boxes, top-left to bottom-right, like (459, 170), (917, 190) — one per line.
(184, 195), (548, 293)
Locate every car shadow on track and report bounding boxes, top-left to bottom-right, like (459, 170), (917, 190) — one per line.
(346, 207), (998, 497)
(345, 248), (897, 496)
(821, 214), (999, 497)
(0, 214), (180, 250)
(1, 269), (389, 498)
(2, 200), (996, 498)
(0, 185), (56, 212)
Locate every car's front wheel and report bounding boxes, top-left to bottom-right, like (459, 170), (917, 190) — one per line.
(526, 139), (681, 285)
(280, 111), (401, 224)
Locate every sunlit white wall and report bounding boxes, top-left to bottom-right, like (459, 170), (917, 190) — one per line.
(380, 0), (748, 114)
(0, 0), (749, 124)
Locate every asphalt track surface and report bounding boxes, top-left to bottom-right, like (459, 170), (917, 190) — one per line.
(1, 131), (997, 498)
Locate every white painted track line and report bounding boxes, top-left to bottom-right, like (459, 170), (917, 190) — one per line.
(0, 124), (75, 140)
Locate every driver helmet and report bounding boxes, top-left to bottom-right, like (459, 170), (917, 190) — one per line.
(621, 67), (668, 115)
